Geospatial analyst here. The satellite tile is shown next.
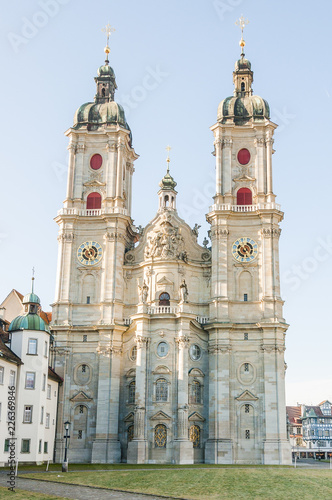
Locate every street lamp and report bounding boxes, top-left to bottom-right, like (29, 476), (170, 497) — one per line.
(62, 421), (71, 472)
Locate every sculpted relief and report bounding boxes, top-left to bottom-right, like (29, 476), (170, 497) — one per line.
(144, 213), (186, 260)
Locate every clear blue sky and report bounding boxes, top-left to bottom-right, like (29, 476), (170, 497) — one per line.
(1, 0), (331, 405)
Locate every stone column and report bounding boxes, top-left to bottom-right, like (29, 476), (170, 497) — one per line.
(261, 228), (274, 318)
(115, 140), (123, 205)
(65, 143), (76, 205)
(215, 138), (222, 197)
(222, 139), (232, 201)
(205, 344), (233, 464)
(91, 343), (122, 463)
(73, 143), (85, 201)
(209, 227), (229, 321)
(255, 137), (265, 198)
(173, 335), (193, 464)
(127, 335), (148, 464)
(106, 141), (117, 203)
(266, 134), (274, 200)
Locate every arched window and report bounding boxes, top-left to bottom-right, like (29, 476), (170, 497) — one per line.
(159, 292), (170, 306)
(191, 380), (201, 404)
(189, 425), (200, 448)
(156, 378), (168, 402)
(237, 188), (252, 206)
(129, 380), (135, 404)
(154, 424), (167, 448)
(86, 192), (101, 210)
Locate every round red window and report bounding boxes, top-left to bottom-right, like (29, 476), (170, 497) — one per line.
(90, 154), (103, 170)
(237, 148), (251, 165)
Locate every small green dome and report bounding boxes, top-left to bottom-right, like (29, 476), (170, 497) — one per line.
(159, 168), (177, 191)
(217, 95), (270, 125)
(73, 101), (131, 136)
(8, 313), (50, 333)
(97, 64), (115, 77)
(22, 293), (40, 305)
(235, 57), (251, 71)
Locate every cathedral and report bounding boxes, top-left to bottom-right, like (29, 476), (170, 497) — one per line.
(52, 24), (291, 465)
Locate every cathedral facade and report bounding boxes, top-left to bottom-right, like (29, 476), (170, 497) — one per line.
(52, 34), (291, 465)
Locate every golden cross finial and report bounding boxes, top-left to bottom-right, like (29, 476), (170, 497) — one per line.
(235, 16), (249, 56)
(165, 145), (171, 172)
(31, 267), (35, 293)
(101, 23), (116, 62)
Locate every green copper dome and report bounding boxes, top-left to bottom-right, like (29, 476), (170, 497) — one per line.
(74, 101), (131, 132)
(8, 313), (50, 333)
(235, 57), (251, 71)
(217, 95), (270, 125)
(22, 293), (40, 305)
(159, 166), (177, 191)
(97, 64), (115, 77)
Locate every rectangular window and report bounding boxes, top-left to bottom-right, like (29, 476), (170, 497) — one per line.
(40, 406), (44, 424)
(47, 384), (51, 399)
(244, 333), (248, 340)
(244, 294), (248, 302)
(27, 339), (38, 355)
(39, 439), (42, 453)
(78, 430), (83, 439)
(23, 405), (33, 423)
(21, 439), (30, 453)
(244, 363), (249, 372)
(45, 413), (50, 429)
(245, 429), (250, 439)
(4, 439), (10, 452)
(44, 341), (48, 357)
(44, 441), (48, 453)
(325, 430), (330, 437)
(83, 335), (87, 342)
(86, 296), (90, 304)
(42, 373), (46, 391)
(0, 366), (4, 384)
(79, 405), (84, 414)
(25, 372), (35, 389)
(9, 370), (16, 387)
(297, 427), (301, 434)
(245, 404), (250, 413)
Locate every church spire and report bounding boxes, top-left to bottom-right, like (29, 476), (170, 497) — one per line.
(94, 24), (117, 104)
(158, 146), (177, 211)
(233, 16), (253, 97)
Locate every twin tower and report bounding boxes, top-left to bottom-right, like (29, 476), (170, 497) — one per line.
(52, 34), (291, 464)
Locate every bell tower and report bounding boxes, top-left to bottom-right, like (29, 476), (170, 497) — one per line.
(52, 26), (139, 464)
(205, 18), (291, 465)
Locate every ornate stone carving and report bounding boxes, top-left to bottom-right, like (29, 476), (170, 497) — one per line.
(222, 138), (233, 148)
(135, 336), (149, 348)
(124, 251), (135, 263)
(192, 223), (201, 237)
(57, 232), (75, 242)
(255, 137), (265, 146)
(138, 280), (149, 303)
(76, 144), (85, 153)
(201, 251), (211, 261)
(208, 345), (231, 354)
(179, 279), (189, 302)
(144, 213), (185, 260)
(134, 406), (145, 439)
(177, 406), (189, 439)
(105, 232), (125, 242)
(210, 228), (229, 238)
(175, 335), (190, 348)
(261, 228), (281, 238)
(106, 142), (116, 152)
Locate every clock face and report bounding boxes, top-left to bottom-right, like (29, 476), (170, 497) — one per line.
(77, 241), (103, 266)
(232, 237), (258, 263)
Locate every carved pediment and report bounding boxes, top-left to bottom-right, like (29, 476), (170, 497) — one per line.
(156, 276), (174, 286)
(153, 365), (171, 375)
(124, 412), (134, 422)
(188, 368), (205, 378)
(236, 390), (258, 401)
(70, 391), (92, 402)
(126, 368), (136, 378)
(83, 180), (106, 188)
(188, 411), (205, 422)
(150, 411), (172, 421)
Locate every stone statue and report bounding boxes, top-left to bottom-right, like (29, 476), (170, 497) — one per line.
(179, 279), (188, 302)
(142, 280), (149, 303)
(192, 223), (201, 237)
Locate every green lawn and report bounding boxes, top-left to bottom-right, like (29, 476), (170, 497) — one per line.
(26, 467), (332, 499)
(0, 486), (68, 499)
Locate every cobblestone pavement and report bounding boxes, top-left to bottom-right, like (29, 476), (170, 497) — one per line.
(0, 474), (176, 500)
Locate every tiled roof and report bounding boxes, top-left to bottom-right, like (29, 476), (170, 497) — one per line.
(0, 337), (22, 365)
(48, 366), (63, 384)
(286, 406), (301, 424)
(40, 310), (52, 324)
(303, 406), (324, 417)
(318, 400), (332, 406)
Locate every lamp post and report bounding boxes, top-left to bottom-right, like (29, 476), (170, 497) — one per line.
(62, 421), (71, 472)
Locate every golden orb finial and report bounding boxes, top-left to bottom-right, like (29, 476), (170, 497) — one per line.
(235, 15), (249, 56)
(101, 23), (116, 64)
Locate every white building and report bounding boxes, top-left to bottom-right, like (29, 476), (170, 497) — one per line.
(0, 291), (61, 466)
(52, 32), (291, 464)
